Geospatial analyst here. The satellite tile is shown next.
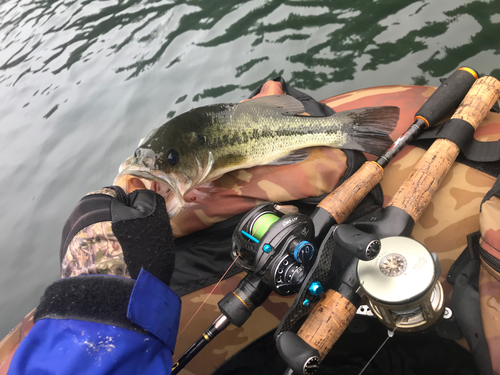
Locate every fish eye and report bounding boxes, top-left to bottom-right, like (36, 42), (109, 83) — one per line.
(167, 149), (180, 166)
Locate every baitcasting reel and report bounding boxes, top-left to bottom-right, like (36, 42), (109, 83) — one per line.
(357, 236), (444, 332)
(232, 202), (316, 295)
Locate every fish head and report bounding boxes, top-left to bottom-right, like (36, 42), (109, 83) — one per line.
(114, 118), (214, 217)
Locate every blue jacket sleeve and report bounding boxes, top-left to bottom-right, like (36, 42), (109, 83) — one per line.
(8, 269), (181, 375)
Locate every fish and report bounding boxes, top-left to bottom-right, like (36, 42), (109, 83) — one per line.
(114, 95), (399, 216)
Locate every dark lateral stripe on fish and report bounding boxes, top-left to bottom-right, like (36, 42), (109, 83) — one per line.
(208, 106), (399, 154)
(210, 128), (341, 145)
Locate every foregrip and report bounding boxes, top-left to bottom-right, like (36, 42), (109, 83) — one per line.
(414, 67), (478, 126)
(317, 161), (384, 224)
(388, 76), (500, 221)
(218, 273), (272, 327)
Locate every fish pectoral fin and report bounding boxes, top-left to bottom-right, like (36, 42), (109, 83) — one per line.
(236, 95), (306, 116)
(266, 149), (311, 166)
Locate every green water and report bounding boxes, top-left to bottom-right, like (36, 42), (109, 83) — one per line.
(0, 0), (499, 339)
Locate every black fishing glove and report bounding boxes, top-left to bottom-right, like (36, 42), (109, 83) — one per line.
(111, 186), (175, 285)
(59, 185), (175, 285)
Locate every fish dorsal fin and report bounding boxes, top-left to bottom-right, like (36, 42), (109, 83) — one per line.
(265, 148), (311, 166)
(237, 95), (306, 116)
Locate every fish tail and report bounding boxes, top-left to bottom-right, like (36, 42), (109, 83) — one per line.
(342, 106), (400, 156)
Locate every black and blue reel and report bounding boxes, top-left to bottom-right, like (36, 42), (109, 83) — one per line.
(232, 202), (316, 295)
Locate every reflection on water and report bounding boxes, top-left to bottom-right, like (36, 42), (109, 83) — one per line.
(3, 1), (499, 91)
(0, 0), (499, 337)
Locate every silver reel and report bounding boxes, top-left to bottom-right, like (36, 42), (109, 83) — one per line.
(357, 236), (444, 332)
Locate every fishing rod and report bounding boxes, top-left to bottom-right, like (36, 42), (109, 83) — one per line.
(171, 273), (272, 375)
(271, 66), (479, 345)
(171, 66), (478, 374)
(276, 75), (500, 375)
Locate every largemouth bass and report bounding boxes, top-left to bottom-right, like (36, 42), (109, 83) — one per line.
(115, 95), (399, 216)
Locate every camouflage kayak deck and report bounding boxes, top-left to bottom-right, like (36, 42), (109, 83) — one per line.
(1, 85), (500, 374)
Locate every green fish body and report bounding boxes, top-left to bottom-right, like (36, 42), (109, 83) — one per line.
(115, 95), (399, 215)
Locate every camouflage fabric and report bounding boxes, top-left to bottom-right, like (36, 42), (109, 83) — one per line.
(60, 188), (131, 279)
(170, 147), (348, 238)
(480, 194), (500, 281)
(479, 190), (500, 373)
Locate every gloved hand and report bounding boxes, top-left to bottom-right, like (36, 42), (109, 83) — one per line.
(8, 181), (181, 375)
(60, 181), (175, 285)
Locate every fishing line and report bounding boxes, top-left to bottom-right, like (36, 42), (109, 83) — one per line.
(178, 254), (241, 337)
(358, 326), (397, 375)
(251, 213), (279, 240)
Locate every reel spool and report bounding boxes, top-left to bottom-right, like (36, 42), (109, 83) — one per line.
(249, 212), (280, 240)
(232, 202), (316, 295)
(357, 236), (444, 332)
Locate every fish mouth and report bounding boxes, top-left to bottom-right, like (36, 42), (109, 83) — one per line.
(113, 166), (186, 217)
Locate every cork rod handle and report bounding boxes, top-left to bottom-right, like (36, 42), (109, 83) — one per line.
(297, 290), (357, 360)
(317, 161), (384, 224)
(388, 76), (500, 221)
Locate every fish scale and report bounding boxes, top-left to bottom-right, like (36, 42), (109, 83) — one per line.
(209, 121), (350, 165)
(207, 110), (354, 163)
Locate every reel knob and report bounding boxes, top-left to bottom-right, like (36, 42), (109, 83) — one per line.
(365, 239), (381, 260)
(333, 224), (381, 261)
(294, 241), (315, 263)
(307, 281), (323, 296)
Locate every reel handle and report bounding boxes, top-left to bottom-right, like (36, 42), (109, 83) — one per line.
(388, 76), (500, 221)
